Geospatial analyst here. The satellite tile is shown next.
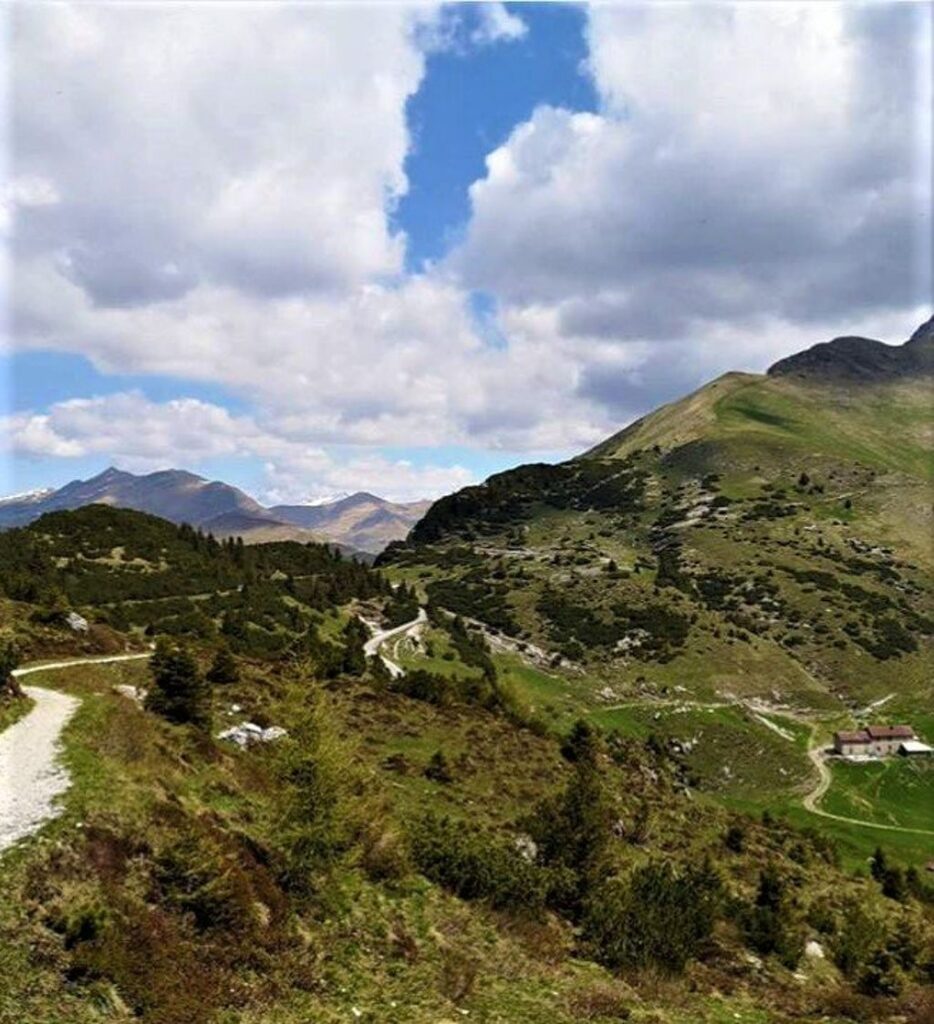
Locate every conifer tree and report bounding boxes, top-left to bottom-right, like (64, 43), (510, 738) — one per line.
(275, 694), (353, 892)
(206, 645), (239, 685)
(0, 631), (22, 697)
(145, 638), (211, 729)
(340, 617), (369, 676)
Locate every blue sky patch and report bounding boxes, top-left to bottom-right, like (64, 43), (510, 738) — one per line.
(396, 3), (596, 271)
(7, 351), (250, 415)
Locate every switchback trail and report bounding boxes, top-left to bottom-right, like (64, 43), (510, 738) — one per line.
(0, 653), (149, 853)
(362, 609), (427, 678)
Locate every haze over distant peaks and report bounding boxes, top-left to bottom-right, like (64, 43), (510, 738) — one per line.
(270, 491), (432, 553)
(299, 491), (353, 507)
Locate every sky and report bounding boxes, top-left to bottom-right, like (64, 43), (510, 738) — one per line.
(2, 1), (931, 505)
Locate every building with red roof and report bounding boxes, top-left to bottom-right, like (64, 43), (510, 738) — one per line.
(833, 724), (917, 757)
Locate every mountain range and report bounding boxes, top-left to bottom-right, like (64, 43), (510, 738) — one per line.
(0, 468), (430, 555)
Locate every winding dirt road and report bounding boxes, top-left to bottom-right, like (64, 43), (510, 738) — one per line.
(0, 653), (148, 854)
(362, 609), (427, 678)
(802, 728), (934, 837)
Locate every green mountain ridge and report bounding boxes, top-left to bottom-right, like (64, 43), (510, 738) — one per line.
(382, 320), (934, 713)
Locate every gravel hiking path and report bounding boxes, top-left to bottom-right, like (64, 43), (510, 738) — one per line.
(0, 653), (148, 854)
(362, 608), (427, 678)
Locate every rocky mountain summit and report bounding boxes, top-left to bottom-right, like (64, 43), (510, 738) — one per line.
(768, 316), (933, 381)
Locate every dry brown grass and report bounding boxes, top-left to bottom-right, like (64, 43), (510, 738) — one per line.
(565, 979), (633, 1020)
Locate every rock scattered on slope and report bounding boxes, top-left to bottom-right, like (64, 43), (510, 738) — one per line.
(217, 722), (288, 747)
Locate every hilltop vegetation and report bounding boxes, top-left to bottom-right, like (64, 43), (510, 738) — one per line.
(0, 505), (388, 661)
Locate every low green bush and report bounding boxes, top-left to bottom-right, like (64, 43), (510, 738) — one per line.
(582, 860), (722, 973)
(408, 812), (562, 914)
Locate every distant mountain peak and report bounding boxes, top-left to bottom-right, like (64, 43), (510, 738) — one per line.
(0, 468), (430, 553)
(767, 317), (933, 382)
(332, 491), (384, 508)
(301, 490), (353, 507)
(296, 491), (395, 509)
(269, 491), (430, 552)
(907, 313), (934, 346)
(93, 465), (131, 482)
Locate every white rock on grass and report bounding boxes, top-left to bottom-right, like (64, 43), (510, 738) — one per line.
(514, 834), (538, 863)
(114, 684), (144, 704)
(66, 611), (89, 632)
(217, 722), (288, 748)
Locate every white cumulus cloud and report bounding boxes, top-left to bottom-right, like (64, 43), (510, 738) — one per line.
(472, 3), (528, 46)
(6, 1), (931, 486)
(11, 3), (430, 306)
(451, 3), (932, 410)
(1, 391), (477, 504)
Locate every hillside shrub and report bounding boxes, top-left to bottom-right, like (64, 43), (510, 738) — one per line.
(385, 583), (419, 627)
(724, 823), (746, 853)
(526, 755), (615, 915)
(154, 828), (263, 935)
(833, 903), (879, 978)
(425, 574), (519, 635)
(433, 609), (497, 681)
(582, 860), (722, 972)
(741, 865), (804, 968)
(424, 749), (453, 783)
(206, 645), (239, 685)
(70, 901), (223, 1024)
(538, 589), (689, 661)
(340, 617), (369, 675)
(561, 719), (602, 764)
(858, 948), (903, 997)
(408, 812), (557, 913)
(274, 697), (355, 893)
(393, 667), (522, 721)
(0, 631), (22, 696)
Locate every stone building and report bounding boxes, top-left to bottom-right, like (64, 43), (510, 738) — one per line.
(832, 724), (916, 757)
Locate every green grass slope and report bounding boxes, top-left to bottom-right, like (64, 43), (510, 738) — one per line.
(379, 324), (934, 870)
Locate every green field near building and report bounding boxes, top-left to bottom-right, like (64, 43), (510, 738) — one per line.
(821, 757), (934, 832)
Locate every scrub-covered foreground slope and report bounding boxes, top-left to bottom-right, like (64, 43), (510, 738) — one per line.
(382, 318), (934, 712)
